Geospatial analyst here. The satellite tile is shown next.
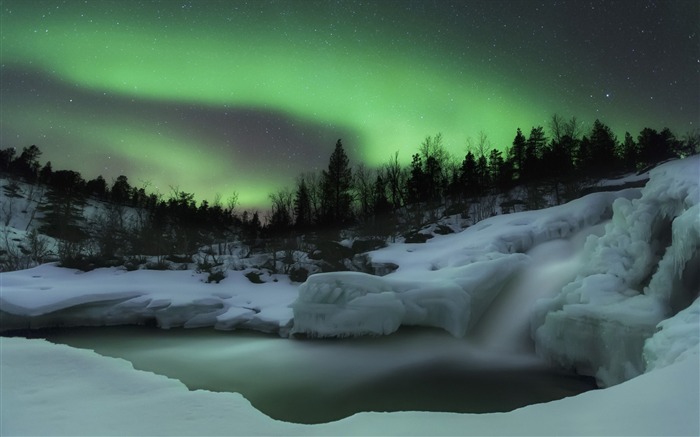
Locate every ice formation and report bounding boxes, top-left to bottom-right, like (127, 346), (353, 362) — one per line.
(291, 189), (640, 338)
(532, 156), (700, 386)
(291, 254), (526, 337)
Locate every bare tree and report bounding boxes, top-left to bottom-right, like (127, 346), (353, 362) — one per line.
(353, 163), (375, 219)
(384, 151), (405, 209)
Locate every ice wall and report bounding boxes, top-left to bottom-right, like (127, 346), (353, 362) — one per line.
(532, 156), (700, 387)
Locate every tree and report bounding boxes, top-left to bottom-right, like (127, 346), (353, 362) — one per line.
(294, 176), (313, 229)
(320, 139), (353, 225)
(0, 147), (16, 173)
(459, 151), (478, 198)
(585, 119), (619, 175)
(509, 128), (527, 181)
(372, 172), (391, 217)
(86, 175), (108, 199)
(268, 188), (294, 233)
(353, 163), (375, 219)
(10, 145), (42, 181)
(384, 151), (405, 209)
(523, 126), (546, 182)
(418, 133), (448, 202)
(637, 127), (677, 167)
(111, 175), (131, 204)
(38, 170), (87, 242)
(407, 153), (425, 204)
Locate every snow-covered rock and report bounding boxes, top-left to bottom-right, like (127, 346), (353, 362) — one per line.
(532, 156), (700, 386)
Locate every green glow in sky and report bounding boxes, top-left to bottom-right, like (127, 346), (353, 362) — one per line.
(2, 1), (698, 208)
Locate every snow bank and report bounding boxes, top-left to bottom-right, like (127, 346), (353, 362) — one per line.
(0, 264), (297, 335)
(532, 156), (700, 386)
(2, 335), (698, 436)
(291, 189), (639, 338)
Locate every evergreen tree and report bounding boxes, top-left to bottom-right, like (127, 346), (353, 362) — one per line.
(586, 119), (619, 175)
(39, 170), (87, 242)
(459, 151), (478, 198)
(10, 145), (42, 181)
(320, 139), (353, 225)
(523, 126), (546, 182)
(509, 128), (527, 181)
(637, 127), (677, 167)
(111, 175), (131, 204)
(619, 132), (638, 171)
(407, 153), (425, 204)
(294, 177), (312, 229)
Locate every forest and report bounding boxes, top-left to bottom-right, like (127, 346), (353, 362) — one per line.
(1, 115), (697, 276)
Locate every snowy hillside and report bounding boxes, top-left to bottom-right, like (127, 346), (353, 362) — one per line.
(1, 156), (698, 435)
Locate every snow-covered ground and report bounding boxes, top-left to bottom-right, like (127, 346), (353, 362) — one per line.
(1, 156), (699, 435)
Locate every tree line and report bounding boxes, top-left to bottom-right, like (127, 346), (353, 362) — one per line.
(266, 116), (697, 237)
(0, 115), (697, 272)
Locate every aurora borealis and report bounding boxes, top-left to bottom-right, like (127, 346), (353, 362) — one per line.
(1, 1), (698, 209)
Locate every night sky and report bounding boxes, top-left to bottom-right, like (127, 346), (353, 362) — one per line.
(1, 1), (698, 209)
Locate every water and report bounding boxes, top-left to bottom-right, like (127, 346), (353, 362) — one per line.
(7, 224), (606, 424)
(471, 222), (607, 354)
(22, 325), (597, 424)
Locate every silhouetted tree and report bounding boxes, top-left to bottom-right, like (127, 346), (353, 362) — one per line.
(86, 175), (108, 199)
(384, 151), (405, 209)
(294, 176), (313, 229)
(585, 119), (619, 175)
(111, 175), (131, 204)
(320, 139), (353, 225)
(509, 128), (527, 181)
(39, 170), (87, 242)
(10, 145), (42, 182)
(0, 147), (16, 173)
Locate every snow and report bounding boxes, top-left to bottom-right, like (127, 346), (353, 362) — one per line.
(644, 296), (700, 372)
(0, 264), (297, 334)
(532, 155), (700, 386)
(2, 335), (698, 436)
(1, 157), (699, 434)
(291, 189), (639, 338)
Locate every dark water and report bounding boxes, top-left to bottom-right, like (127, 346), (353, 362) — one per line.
(14, 325), (597, 424)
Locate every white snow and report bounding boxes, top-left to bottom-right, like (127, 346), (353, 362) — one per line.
(1, 156), (699, 434)
(0, 264), (297, 334)
(532, 155), (700, 386)
(2, 335), (698, 436)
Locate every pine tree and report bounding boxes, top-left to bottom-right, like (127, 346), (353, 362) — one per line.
(523, 126), (546, 182)
(509, 128), (527, 181)
(320, 139), (353, 225)
(294, 177), (312, 229)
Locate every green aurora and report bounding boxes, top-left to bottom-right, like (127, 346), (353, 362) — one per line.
(1, 0), (698, 209)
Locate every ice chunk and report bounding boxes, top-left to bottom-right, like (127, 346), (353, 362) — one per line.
(290, 254), (528, 338)
(532, 156), (700, 386)
(644, 296), (700, 372)
(290, 272), (405, 337)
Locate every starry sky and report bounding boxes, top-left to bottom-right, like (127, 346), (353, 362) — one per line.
(1, 0), (698, 209)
